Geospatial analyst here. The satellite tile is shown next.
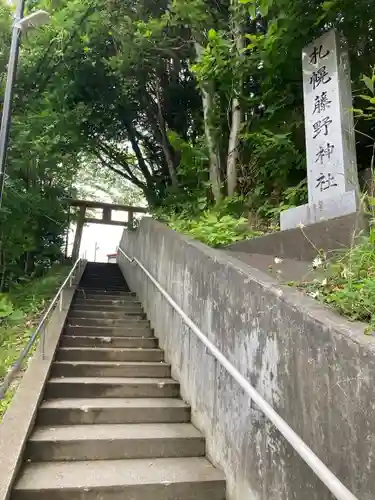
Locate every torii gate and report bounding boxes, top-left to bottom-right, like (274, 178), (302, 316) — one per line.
(69, 199), (148, 260)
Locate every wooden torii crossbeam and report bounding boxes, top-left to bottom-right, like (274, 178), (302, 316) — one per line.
(69, 199), (148, 260)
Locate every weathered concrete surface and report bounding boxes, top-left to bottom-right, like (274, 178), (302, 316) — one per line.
(119, 218), (375, 500)
(26, 422), (205, 461)
(223, 251), (322, 283)
(13, 457), (225, 500)
(0, 263), (86, 500)
(37, 398), (191, 426)
(226, 212), (368, 261)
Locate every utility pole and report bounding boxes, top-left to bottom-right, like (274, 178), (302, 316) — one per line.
(0, 0), (26, 207)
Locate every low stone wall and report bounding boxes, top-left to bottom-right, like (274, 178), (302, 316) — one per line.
(226, 212), (368, 261)
(118, 218), (375, 500)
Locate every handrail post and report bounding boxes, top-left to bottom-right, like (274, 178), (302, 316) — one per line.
(59, 290), (63, 312)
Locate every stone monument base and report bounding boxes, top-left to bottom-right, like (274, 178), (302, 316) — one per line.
(280, 191), (359, 231)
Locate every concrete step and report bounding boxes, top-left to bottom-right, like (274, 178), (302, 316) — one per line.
(82, 282), (127, 287)
(81, 290), (133, 297)
(66, 317), (150, 328)
(81, 281), (126, 287)
(64, 325), (153, 337)
(51, 361), (171, 378)
(72, 298), (141, 305)
(82, 280), (127, 285)
(60, 335), (158, 348)
(81, 284), (129, 292)
(81, 291), (131, 296)
(26, 423), (205, 461)
(80, 294), (137, 301)
(13, 457), (226, 500)
(73, 297), (141, 306)
(69, 310), (146, 319)
(45, 377), (180, 399)
(70, 303), (143, 313)
(75, 290), (135, 297)
(37, 398), (191, 425)
(56, 347), (164, 362)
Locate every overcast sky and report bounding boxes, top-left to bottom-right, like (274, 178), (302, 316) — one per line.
(67, 210), (146, 263)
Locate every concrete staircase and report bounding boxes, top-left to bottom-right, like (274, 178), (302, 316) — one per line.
(12, 263), (225, 500)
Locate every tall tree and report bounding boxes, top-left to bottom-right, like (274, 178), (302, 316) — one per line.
(2, 0), (375, 232)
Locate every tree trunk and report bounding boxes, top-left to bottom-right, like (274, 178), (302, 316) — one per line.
(122, 118), (153, 186)
(154, 79), (179, 188)
(226, 12), (244, 197)
(227, 98), (242, 196)
(202, 85), (222, 203)
(194, 42), (222, 204)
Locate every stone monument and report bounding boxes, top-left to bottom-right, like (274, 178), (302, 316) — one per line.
(280, 29), (360, 230)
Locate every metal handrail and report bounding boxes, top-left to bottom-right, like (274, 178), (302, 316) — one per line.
(117, 245), (358, 500)
(0, 257), (85, 399)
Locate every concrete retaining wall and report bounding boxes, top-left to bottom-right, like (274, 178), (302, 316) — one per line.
(118, 219), (375, 500)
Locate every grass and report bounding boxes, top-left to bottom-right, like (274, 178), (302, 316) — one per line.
(298, 229), (375, 334)
(0, 265), (69, 421)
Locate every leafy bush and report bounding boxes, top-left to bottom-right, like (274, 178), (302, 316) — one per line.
(256, 179), (308, 225)
(168, 211), (263, 247)
(0, 294), (14, 319)
(240, 130), (306, 210)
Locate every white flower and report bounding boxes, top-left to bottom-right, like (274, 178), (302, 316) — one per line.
(321, 278), (327, 286)
(312, 256), (323, 269)
(274, 257), (283, 264)
(341, 267), (350, 279)
(297, 222), (305, 229)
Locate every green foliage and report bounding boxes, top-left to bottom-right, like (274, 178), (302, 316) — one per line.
(299, 228), (375, 331)
(0, 386), (14, 420)
(192, 30), (232, 86)
(356, 67), (375, 120)
(164, 196), (262, 247)
(167, 209), (263, 247)
(0, 294), (13, 319)
(0, 1), (11, 80)
(0, 183), (70, 291)
(240, 130), (305, 209)
(257, 179), (308, 223)
(0, 1), (78, 290)
(0, 265), (69, 420)
(3, 0), (373, 213)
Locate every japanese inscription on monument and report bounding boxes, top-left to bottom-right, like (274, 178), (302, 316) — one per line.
(280, 29), (359, 230)
(303, 29), (358, 204)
